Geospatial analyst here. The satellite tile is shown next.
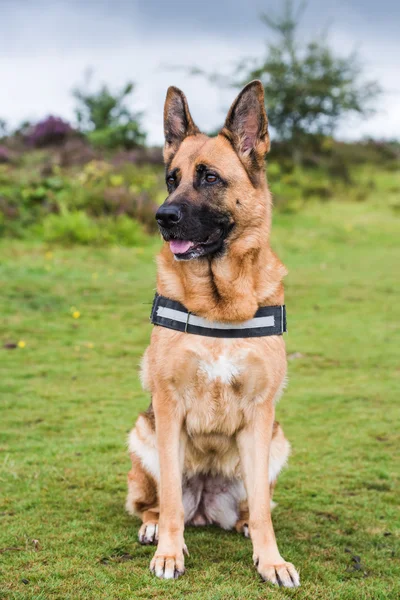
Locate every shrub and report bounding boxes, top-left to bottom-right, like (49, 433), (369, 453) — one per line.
(58, 138), (96, 167)
(73, 161), (161, 230)
(106, 214), (149, 246)
(87, 123), (146, 150)
(112, 147), (163, 167)
(0, 145), (11, 163)
(0, 158), (162, 237)
(27, 116), (73, 147)
(41, 210), (97, 244)
(40, 209), (148, 246)
(73, 77), (146, 149)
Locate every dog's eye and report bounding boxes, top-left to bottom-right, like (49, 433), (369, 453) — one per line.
(166, 176), (175, 186)
(205, 173), (218, 184)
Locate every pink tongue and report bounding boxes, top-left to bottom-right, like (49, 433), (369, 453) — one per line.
(169, 240), (194, 254)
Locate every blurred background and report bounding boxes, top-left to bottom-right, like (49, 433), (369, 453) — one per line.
(0, 0), (399, 242)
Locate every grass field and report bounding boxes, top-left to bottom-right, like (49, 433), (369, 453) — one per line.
(1, 199), (399, 599)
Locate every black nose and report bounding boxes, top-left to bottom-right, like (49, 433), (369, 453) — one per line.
(156, 204), (182, 228)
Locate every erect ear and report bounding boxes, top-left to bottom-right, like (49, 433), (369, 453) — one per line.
(163, 86), (200, 164)
(220, 80), (270, 172)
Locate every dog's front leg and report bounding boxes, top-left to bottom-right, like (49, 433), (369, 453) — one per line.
(150, 391), (186, 579)
(237, 400), (300, 588)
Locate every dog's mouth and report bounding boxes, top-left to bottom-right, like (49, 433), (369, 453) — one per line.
(167, 228), (224, 260)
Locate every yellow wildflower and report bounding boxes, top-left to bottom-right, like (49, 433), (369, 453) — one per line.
(17, 340), (26, 348)
(72, 311), (81, 319)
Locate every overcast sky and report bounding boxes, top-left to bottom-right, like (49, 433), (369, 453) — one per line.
(1, 0), (399, 144)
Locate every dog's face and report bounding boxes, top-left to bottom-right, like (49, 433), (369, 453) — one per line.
(156, 81), (271, 260)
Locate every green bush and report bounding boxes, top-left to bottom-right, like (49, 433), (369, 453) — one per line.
(40, 210), (148, 246)
(87, 123), (146, 150)
(0, 160), (163, 239)
(73, 78), (146, 149)
(41, 210), (97, 244)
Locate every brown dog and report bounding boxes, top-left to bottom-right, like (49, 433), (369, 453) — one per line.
(126, 81), (300, 588)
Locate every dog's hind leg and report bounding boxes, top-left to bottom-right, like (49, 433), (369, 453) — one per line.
(235, 500), (251, 537)
(126, 451), (160, 545)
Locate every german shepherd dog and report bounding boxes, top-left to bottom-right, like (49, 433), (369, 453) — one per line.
(126, 81), (300, 588)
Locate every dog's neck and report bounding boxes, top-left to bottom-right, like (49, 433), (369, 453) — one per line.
(156, 216), (287, 323)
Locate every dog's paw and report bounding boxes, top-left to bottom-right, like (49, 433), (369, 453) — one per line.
(150, 550), (185, 579)
(254, 558), (300, 588)
(243, 524), (250, 538)
(235, 520), (250, 538)
(138, 522), (158, 545)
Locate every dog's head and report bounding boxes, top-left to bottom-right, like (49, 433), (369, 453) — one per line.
(156, 81), (271, 260)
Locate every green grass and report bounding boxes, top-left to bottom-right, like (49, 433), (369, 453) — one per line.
(1, 200), (399, 599)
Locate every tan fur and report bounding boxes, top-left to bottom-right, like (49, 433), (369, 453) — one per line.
(157, 133), (287, 322)
(126, 82), (300, 587)
(127, 416), (289, 520)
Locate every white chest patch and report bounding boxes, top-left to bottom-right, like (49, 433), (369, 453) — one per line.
(198, 353), (240, 384)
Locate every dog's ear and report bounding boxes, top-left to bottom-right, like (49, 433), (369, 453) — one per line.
(221, 80), (270, 172)
(163, 86), (200, 164)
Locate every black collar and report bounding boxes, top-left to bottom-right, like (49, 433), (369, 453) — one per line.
(150, 293), (287, 338)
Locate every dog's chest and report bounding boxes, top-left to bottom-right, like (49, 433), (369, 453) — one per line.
(175, 343), (269, 437)
(197, 353), (240, 385)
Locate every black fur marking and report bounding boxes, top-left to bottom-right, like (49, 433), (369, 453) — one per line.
(157, 197), (233, 261)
